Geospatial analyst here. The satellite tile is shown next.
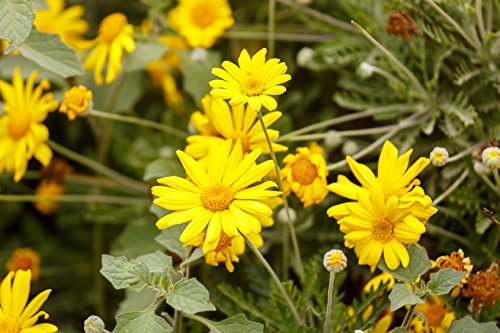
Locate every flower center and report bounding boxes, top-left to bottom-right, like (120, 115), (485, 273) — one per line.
(241, 77), (264, 97)
(488, 148), (500, 160)
(200, 185), (234, 212)
(327, 253), (344, 267)
(191, 3), (217, 28)
(99, 13), (127, 42)
(8, 111), (31, 140)
(372, 218), (394, 242)
(426, 304), (448, 327)
(230, 131), (250, 153)
(0, 316), (21, 333)
(215, 232), (232, 252)
(291, 158), (318, 185)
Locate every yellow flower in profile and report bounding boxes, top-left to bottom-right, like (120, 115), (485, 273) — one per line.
(59, 85), (93, 120)
(210, 48), (291, 112)
(146, 54), (185, 112)
(363, 271), (395, 293)
(335, 184), (426, 271)
(186, 95), (287, 160)
(0, 68), (59, 182)
(408, 295), (455, 333)
(280, 142), (329, 207)
(6, 248), (41, 281)
(168, 0), (234, 48)
(0, 270), (57, 333)
(152, 139), (281, 253)
(185, 231), (263, 272)
(83, 13), (135, 85)
(34, 0), (89, 50)
(34, 180), (65, 215)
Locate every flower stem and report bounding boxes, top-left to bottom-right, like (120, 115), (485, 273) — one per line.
(244, 236), (302, 325)
(257, 111), (304, 280)
(322, 272), (336, 333)
(223, 29), (333, 42)
(89, 109), (188, 138)
(402, 304), (416, 328)
(432, 168), (469, 205)
(279, 125), (395, 142)
(0, 194), (149, 205)
(268, 0), (276, 57)
(447, 141), (485, 163)
(476, 0), (487, 43)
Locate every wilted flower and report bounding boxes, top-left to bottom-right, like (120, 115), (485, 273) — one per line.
(462, 262), (500, 313)
(387, 11), (417, 40)
(430, 147), (449, 167)
(323, 249), (347, 273)
(435, 249), (473, 297)
(6, 248), (41, 281)
(59, 85), (93, 120)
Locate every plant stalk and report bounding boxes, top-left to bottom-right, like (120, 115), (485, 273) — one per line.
(322, 272), (336, 333)
(432, 169), (469, 205)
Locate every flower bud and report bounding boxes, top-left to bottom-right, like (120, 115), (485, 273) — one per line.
(357, 62), (375, 79)
(473, 160), (489, 175)
(324, 130), (342, 149)
(482, 147), (500, 170)
(277, 207), (297, 224)
(342, 140), (359, 156)
(296, 47), (316, 67)
(84, 315), (107, 333)
(59, 85), (93, 121)
(191, 48), (208, 63)
(429, 147), (449, 167)
(323, 249), (347, 273)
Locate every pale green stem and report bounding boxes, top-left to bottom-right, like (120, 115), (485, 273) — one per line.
(447, 141), (485, 163)
(371, 66), (403, 83)
(277, 103), (418, 141)
(432, 169), (469, 206)
(423, 0), (481, 49)
(280, 125), (395, 142)
(89, 109), (188, 138)
(244, 236), (302, 325)
(182, 314), (221, 331)
(48, 140), (148, 194)
(351, 21), (428, 99)
(322, 272), (336, 333)
(478, 173), (500, 195)
(257, 111), (304, 280)
(486, 0), (492, 32)
(275, 0), (354, 32)
(402, 304), (416, 328)
(476, 0), (487, 43)
(493, 169), (500, 195)
(223, 30), (333, 42)
(0, 194), (149, 205)
(268, 0), (276, 57)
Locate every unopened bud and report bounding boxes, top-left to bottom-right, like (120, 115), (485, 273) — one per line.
(342, 140), (359, 156)
(277, 207), (297, 224)
(357, 62), (375, 79)
(482, 147), (500, 170)
(84, 315), (107, 333)
(430, 147), (449, 167)
(323, 249), (347, 273)
(296, 47), (316, 67)
(190, 48), (208, 63)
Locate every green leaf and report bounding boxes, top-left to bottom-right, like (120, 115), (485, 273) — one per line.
(113, 311), (173, 333)
(166, 278), (216, 314)
(123, 42), (168, 73)
(100, 254), (150, 291)
(117, 289), (156, 314)
(181, 247), (204, 269)
(0, 0), (35, 54)
(388, 284), (424, 311)
(18, 30), (84, 77)
(144, 158), (183, 181)
(155, 225), (189, 260)
(427, 268), (466, 295)
(207, 314), (264, 333)
(136, 251), (173, 273)
(111, 220), (163, 258)
(378, 245), (432, 283)
(447, 315), (500, 333)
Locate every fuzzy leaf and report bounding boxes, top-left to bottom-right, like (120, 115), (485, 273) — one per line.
(208, 314), (264, 333)
(144, 158), (183, 181)
(378, 245), (432, 283)
(113, 311), (173, 333)
(100, 255), (150, 291)
(427, 268), (466, 295)
(0, 0), (35, 53)
(166, 278), (216, 314)
(389, 283), (424, 311)
(136, 251), (173, 273)
(447, 315), (500, 333)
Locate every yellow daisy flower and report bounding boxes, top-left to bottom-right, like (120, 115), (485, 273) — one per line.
(167, 0), (234, 48)
(6, 248), (41, 281)
(186, 95), (287, 160)
(0, 270), (57, 333)
(59, 85), (93, 121)
(34, 0), (89, 50)
(152, 139), (281, 253)
(0, 68), (59, 182)
(83, 13), (135, 85)
(408, 295), (455, 333)
(280, 142), (329, 207)
(210, 48), (291, 112)
(336, 184), (426, 270)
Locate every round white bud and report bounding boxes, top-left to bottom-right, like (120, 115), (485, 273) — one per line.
(429, 147), (449, 167)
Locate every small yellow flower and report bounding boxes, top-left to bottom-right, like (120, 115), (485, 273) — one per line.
(6, 248), (41, 281)
(186, 95), (287, 161)
(59, 85), (93, 121)
(0, 270), (57, 333)
(363, 271), (395, 293)
(408, 295), (455, 333)
(83, 13), (135, 85)
(168, 0), (234, 48)
(0, 68), (59, 182)
(210, 48), (291, 112)
(435, 249), (473, 297)
(34, 180), (65, 215)
(34, 0), (89, 50)
(323, 249), (347, 273)
(280, 142), (329, 207)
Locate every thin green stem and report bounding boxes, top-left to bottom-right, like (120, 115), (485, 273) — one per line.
(322, 272), (336, 333)
(432, 169), (469, 205)
(476, 0), (487, 43)
(478, 173), (500, 195)
(257, 111), (304, 280)
(402, 304), (416, 328)
(280, 125), (395, 142)
(493, 169), (500, 195)
(268, 0), (276, 57)
(223, 30), (333, 42)
(486, 0), (492, 32)
(351, 21), (428, 99)
(447, 141), (485, 163)
(425, 223), (472, 248)
(48, 140), (148, 194)
(89, 109), (187, 138)
(0, 194), (149, 205)
(244, 236), (302, 325)
(423, 0), (481, 49)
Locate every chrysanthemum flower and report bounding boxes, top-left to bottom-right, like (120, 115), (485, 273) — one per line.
(34, 180), (65, 215)
(210, 48), (291, 112)
(168, 0), (234, 48)
(59, 85), (93, 121)
(336, 184), (426, 270)
(83, 13), (135, 85)
(186, 95), (287, 160)
(6, 248), (41, 281)
(152, 139), (281, 252)
(280, 142), (329, 207)
(0, 270), (57, 333)
(0, 68), (59, 182)
(408, 295), (455, 333)
(34, 0), (89, 50)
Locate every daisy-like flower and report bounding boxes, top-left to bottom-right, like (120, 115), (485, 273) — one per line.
(323, 249), (347, 273)
(83, 13), (135, 85)
(59, 85), (93, 121)
(210, 48), (291, 112)
(152, 139), (281, 253)
(336, 184), (426, 270)
(34, 0), (89, 50)
(0, 270), (57, 333)
(280, 142), (329, 207)
(408, 295), (455, 333)
(186, 95), (287, 161)
(6, 248), (41, 281)
(0, 68), (59, 182)
(168, 0), (234, 48)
